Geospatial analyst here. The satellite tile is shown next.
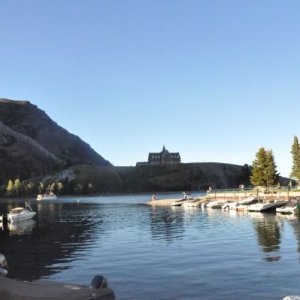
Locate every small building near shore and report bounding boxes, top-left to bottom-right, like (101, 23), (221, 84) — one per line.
(136, 146), (181, 166)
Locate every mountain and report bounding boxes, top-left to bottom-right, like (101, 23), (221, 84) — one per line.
(0, 98), (111, 182)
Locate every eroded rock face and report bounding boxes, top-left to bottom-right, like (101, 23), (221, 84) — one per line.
(0, 99), (111, 182)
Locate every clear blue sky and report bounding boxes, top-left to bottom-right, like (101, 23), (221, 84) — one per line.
(1, 0), (299, 177)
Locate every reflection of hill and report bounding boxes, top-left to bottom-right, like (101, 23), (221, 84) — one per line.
(149, 206), (185, 243)
(0, 202), (100, 281)
(251, 213), (282, 255)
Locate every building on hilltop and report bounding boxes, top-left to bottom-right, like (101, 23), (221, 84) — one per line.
(136, 146), (181, 166)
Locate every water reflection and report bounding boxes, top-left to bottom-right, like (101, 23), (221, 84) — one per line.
(149, 206), (185, 242)
(250, 213), (282, 261)
(287, 216), (300, 258)
(8, 219), (36, 235)
(0, 201), (101, 280)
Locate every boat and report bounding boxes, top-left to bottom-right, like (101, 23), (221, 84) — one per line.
(206, 201), (224, 209)
(276, 199), (299, 214)
(222, 201), (238, 210)
(222, 196), (259, 210)
(7, 202), (36, 223)
(36, 192), (57, 200)
(182, 198), (201, 207)
(248, 199), (287, 212)
(171, 192), (194, 206)
(171, 198), (188, 206)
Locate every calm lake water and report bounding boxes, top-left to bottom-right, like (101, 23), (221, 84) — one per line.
(1, 193), (300, 299)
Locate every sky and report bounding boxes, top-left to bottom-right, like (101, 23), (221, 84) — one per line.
(0, 0), (299, 177)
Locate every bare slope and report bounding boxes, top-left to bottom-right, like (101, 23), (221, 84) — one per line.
(0, 98), (111, 181)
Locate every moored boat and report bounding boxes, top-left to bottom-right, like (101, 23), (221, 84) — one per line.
(37, 192), (57, 201)
(276, 199), (299, 214)
(7, 202), (36, 223)
(171, 198), (188, 206)
(206, 201), (224, 209)
(248, 199), (287, 212)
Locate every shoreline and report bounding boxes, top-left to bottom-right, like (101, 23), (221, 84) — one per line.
(146, 190), (300, 206)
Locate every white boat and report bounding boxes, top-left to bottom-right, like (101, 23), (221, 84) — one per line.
(276, 199), (299, 214)
(182, 198), (201, 207)
(248, 199), (287, 212)
(171, 198), (188, 206)
(222, 196), (259, 210)
(7, 202), (36, 223)
(206, 201), (224, 209)
(37, 192), (57, 201)
(222, 201), (238, 210)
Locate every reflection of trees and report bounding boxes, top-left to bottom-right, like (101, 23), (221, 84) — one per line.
(0, 202), (101, 281)
(251, 213), (282, 260)
(288, 217), (300, 258)
(149, 206), (185, 243)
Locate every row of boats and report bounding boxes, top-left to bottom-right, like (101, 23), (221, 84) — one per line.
(171, 195), (300, 214)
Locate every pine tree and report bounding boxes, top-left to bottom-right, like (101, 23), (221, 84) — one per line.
(250, 147), (268, 186)
(250, 147), (279, 187)
(265, 150), (279, 187)
(291, 136), (300, 182)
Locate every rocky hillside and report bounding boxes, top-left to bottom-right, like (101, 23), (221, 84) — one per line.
(0, 98), (111, 182)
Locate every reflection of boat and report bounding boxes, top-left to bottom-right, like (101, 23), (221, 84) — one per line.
(37, 193), (57, 200)
(276, 199), (299, 214)
(248, 200), (287, 212)
(7, 202), (36, 223)
(8, 219), (36, 235)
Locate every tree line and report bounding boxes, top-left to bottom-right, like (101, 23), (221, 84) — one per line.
(1, 179), (97, 197)
(250, 136), (300, 187)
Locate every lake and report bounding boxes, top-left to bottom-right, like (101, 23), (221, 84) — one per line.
(1, 193), (300, 299)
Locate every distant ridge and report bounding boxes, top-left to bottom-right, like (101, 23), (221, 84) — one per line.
(0, 98), (111, 182)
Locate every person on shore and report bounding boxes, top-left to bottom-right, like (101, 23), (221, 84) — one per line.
(152, 194), (156, 202)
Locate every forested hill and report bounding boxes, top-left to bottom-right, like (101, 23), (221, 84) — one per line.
(68, 162), (253, 193)
(0, 98), (111, 182)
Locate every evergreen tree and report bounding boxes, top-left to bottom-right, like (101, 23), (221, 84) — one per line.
(6, 179), (14, 196)
(250, 147), (268, 186)
(265, 150), (279, 187)
(250, 147), (279, 187)
(291, 136), (300, 182)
